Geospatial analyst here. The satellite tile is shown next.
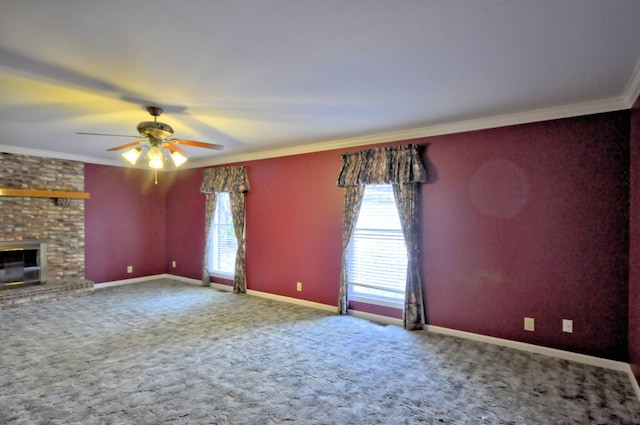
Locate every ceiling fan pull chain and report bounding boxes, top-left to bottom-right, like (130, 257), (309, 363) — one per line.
(154, 169), (158, 184)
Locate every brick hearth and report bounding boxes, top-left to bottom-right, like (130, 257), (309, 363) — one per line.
(0, 279), (94, 310)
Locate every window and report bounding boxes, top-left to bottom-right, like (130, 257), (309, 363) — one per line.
(207, 192), (237, 277)
(347, 184), (407, 308)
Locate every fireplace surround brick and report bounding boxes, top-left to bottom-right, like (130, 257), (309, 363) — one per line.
(0, 153), (90, 298)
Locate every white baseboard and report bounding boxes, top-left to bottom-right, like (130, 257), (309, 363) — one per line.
(96, 274), (208, 288)
(94, 274), (172, 288)
(426, 325), (628, 371)
(100, 274), (337, 312)
(166, 275), (203, 286)
(94, 274), (640, 401)
(178, 275), (337, 312)
(246, 288), (336, 312)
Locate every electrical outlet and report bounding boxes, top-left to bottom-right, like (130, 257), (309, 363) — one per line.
(127, 265), (133, 273)
(562, 319), (573, 333)
(524, 317), (535, 331)
(172, 261), (176, 268)
(296, 281), (302, 292)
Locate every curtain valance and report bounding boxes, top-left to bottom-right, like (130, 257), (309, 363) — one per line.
(336, 144), (427, 187)
(201, 165), (250, 194)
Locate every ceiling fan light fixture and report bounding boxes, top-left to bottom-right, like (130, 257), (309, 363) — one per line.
(147, 145), (164, 169)
(122, 147), (142, 165)
(77, 106), (223, 183)
(170, 150), (188, 167)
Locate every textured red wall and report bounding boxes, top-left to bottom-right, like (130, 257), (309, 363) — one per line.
(242, 152), (344, 305)
(422, 112), (630, 360)
(84, 164), (169, 283)
(629, 102), (640, 379)
(164, 167), (206, 281)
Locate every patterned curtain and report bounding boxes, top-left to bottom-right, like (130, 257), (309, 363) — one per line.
(201, 193), (217, 287)
(201, 166), (250, 292)
(336, 144), (427, 330)
(337, 185), (365, 314)
(201, 166), (250, 193)
(393, 183), (424, 330)
(337, 144), (427, 186)
(229, 192), (247, 293)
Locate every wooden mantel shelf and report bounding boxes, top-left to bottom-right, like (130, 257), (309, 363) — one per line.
(0, 188), (90, 199)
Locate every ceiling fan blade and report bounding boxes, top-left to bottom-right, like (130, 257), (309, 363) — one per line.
(76, 132), (143, 138)
(171, 138), (224, 150)
(106, 141), (146, 151)
(161, 142), (188, 157)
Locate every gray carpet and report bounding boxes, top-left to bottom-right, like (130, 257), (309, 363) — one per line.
(1, 279), (639, 424)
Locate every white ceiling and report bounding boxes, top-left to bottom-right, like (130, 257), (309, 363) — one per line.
(1, 0), (640, 168)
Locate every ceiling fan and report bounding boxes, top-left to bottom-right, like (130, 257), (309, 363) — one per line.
(76, 106), (223, 183)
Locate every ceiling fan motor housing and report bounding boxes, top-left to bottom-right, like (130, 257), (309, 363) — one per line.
(137, 121), (174, 140)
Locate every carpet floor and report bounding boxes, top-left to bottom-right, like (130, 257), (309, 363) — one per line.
(0, 278), (639, 424)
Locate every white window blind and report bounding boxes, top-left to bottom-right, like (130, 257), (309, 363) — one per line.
(347, 184), (407, 306)
(207, 192), (237, 277)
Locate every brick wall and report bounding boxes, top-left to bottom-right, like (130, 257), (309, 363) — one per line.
(0, 153), (85, 280)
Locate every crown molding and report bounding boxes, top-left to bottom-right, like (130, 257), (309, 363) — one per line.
(185, 95), (628, 168)
(623, 58), (640, 108)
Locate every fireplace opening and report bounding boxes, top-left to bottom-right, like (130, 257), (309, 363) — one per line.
(0, 240), (47, 289)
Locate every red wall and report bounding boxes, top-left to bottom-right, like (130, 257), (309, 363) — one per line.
(422, 112), (629, 360)
(84, 164), (169, 283)
(242, 152), (345, 305)
(88, 111), (632, 361)
(164, 167), (207, 281)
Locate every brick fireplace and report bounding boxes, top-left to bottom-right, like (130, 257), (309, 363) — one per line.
(0, 153), (93, 308)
